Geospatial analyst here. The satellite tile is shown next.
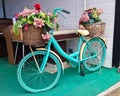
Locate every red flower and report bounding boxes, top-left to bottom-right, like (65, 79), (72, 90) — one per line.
(34, 3), (41, 11)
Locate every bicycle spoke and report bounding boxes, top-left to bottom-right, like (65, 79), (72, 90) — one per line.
(17, 50), (61, 92)
(81, 38), (106, 71)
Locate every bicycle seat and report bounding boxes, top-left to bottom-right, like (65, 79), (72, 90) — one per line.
(77, 30), (89, 36)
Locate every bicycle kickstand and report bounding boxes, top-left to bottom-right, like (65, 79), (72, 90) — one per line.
(79, 64), (85, 76)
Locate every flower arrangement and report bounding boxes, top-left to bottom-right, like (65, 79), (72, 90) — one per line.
(13, 3), (59, 35)
(79, 7), (103, 26)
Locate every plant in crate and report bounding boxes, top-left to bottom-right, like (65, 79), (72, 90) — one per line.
(79, 7), (105, 37)
(13, 3), (59, 47)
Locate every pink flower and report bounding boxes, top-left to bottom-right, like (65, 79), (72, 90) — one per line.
(53, 17), (57, 23)
(97, 8), (103, 14)
(80, 13), (90, 22)
(42, 33), (51, 40)
(47, 13), (53, 16)
(15, 13), (20, 18)
(19, 8), (34, 17)
(33, 9), (40, 14)
(33, 18), (45, 28)
(24, 24), (29, 30)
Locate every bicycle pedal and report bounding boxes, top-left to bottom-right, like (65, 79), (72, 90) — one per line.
(80, 71), (85, 76)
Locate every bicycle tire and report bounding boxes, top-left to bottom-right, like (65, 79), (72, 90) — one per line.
(17, 50), (62, 92)
(80, 37), (106, 71)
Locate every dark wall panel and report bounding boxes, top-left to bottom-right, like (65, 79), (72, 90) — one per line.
(112, 0), (120, 67)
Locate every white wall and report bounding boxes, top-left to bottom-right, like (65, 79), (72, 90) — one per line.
(2, 0), (115, 68)
(86, 0), (115, 68)
(4, 0), (84, 30)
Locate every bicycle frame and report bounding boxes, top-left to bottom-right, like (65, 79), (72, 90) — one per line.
(40, 8), (97, 73)
(40, 30), (97, 73)
(17, 8), (107, 93)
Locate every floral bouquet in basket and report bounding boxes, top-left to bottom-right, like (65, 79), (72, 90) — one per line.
(79, 8), (105, 37)
(79, 7), (103, 26)
(13, 3), (59, 47)
(13, 3), (59, 35)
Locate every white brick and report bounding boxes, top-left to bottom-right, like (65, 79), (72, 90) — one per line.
(2, 0), (115, 68)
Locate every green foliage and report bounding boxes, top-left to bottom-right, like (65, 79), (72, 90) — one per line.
(13, 6), (59, 35)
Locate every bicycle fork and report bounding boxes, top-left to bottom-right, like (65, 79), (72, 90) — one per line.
(29, 46), (41, 73)
(29, 45), (51, 73)
(40, 49), (50, 72)
(40, 39), (52, 73)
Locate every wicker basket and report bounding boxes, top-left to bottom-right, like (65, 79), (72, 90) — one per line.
(22, 25), (45, 47)
(10, 26), (23, 41)
(84, 22), (105, 37)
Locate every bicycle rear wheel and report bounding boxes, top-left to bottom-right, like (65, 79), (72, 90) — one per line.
(80, 37), (106, 71)
(17, 50), (62, 92)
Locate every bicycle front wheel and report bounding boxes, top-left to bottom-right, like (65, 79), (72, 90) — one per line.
(17, 50), (62, 92)
(80, 37), (106, 71)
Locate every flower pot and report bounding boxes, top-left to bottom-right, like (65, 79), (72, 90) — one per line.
(22, 25), (45, 47)
(84, 22), (105, 37)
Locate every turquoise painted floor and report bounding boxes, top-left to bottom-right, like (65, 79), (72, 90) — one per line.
(0, 57), (120, 96)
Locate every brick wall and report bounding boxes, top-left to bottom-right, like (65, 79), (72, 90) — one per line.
(3, 0), (84, 29)
(1, 0), (115, 68)
(86, 0), (115, 68)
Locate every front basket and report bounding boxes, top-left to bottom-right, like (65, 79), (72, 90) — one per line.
(22, 25), (45, 47)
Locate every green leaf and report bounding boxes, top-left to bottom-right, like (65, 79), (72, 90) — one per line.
(27, 20), (33, 24)
(40, 12), (46, 18)
(56, 23), (59, 31)
(13, 21), (23, 35)
(46, 22), (55, 28)
(21, 18), (27, 22)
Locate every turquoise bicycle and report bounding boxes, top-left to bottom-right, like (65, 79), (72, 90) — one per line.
(17, 8), (107, 92)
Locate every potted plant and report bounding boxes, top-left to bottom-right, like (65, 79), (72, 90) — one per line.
(79, 7), (105, 37)
(13, 3), (59, 47)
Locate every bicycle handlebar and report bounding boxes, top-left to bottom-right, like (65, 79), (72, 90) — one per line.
(50, 8), (70, 34)
(53, 8), (70, 15)
(61, 9), (70, 14)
